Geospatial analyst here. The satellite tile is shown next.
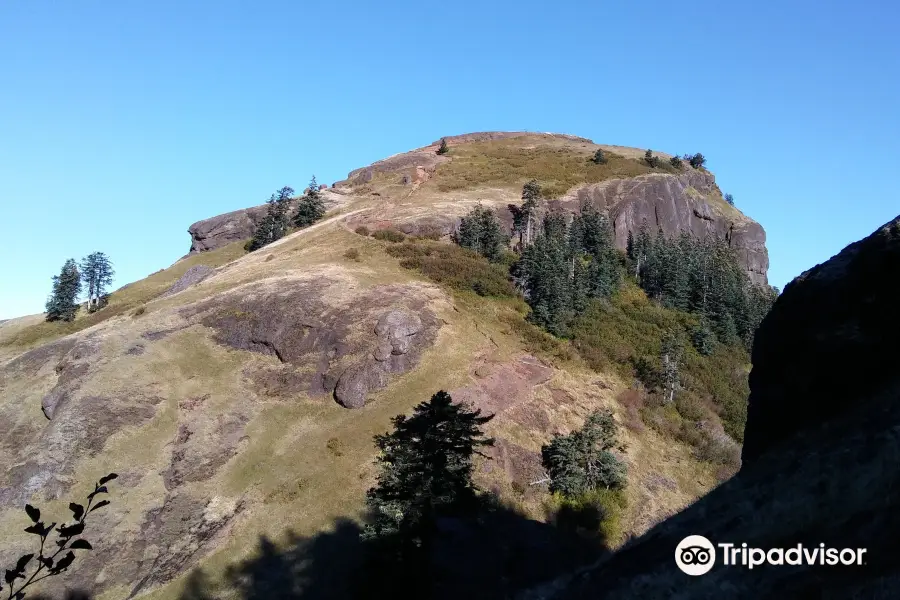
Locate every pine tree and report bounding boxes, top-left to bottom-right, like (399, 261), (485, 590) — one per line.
(294, 177), (325, 228)
(364, 391), (493, 561)
(45, 259), (82, 322)
(436, 138), (449, 155)
(79, 252), (114, 312)
(541, 409), (626, 497)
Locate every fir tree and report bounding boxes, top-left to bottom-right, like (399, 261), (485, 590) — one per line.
(541, 409), (626, 497)
(590, 148), (607, 164)
(364, 391), (493, 566)
(294, 177), (325, 228)
(79, 252), (114, 312)
(45, 259), (82, 322)
(454, 205), (507, 262)
(436, 138), (449, 155)
(248, 186), (294, 251)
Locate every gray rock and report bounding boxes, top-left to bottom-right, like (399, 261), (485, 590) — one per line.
(375, 309), (422, 355)
(334, 362), (389, 409)
(164, 265), (214, 297)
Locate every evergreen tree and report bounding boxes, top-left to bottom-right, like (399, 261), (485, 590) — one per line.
(689, 153), (707, 169)
(294, 177), (326, 227)
(590, 148), (607, 164)
(669, 155), (683, 168)
(541, 409), (626, 497)
(364, 391), (494, 565)
(45, 259), (82, 322)
(248, 186), (294, 251)
(724, 193), (735, 206)
(644, 149), (659, 168)
(520, 212), (574, 335)
(520, 179), (542, 246)
(454, 205), (507, 262)
(79, 252), (114, 312)
(436, 138), (449, 155)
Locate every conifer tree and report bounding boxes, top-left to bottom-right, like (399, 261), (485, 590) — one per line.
(364, 391), (493, 565)
(454, 205), (507, 262)
(644, 149), (659, 168)
(689, 153), (707, 169)
(520, 179), (542, 246)
(541, 409), (626, 497)
(248, 187), (294, 251)
(669, 155), (683, 168)
(590, 148), (607, 164)
(436, 138), (449, 155)
(294, 177), (325, 228)
(80, 252), (114, 312)
(45, 259), (82, 322)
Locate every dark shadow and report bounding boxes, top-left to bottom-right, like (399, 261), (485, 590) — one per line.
(172, 501), (606, 600)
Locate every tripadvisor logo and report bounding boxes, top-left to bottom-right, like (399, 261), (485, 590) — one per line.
(675, 535), (868, 576)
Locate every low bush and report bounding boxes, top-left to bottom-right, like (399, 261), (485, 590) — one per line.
(372, 229), (406, 243)
(386, 241), (517, 298)
(546, 488), (627, 546)
(132, 306), (146, 317)
(344, 248), (361, 261)
(355, 226), (370, 236)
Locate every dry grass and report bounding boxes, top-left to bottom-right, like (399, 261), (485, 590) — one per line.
(430, 138), (676, 198)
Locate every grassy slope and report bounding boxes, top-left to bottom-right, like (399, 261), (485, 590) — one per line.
(429, 137), (678, 197)
(0, 242), (247, 358)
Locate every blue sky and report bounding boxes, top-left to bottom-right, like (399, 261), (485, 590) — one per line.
(1, 1), (897, 319)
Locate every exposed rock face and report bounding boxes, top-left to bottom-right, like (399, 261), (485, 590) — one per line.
(742, 214), (900, 463)
(189, 281), (439, 409)
(186, 190), (350, 253)
(530, 215), (900, 600)
(559, 169), (768, 285)
(163, 264), (214, 297)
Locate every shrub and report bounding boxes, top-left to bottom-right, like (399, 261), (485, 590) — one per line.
(415, 225), (444, 241)
(617, 389), (645, 432)
(386, 241), (517, 298)
(724, 193), (735, 206)
(344, 248), (361, 261)
(132, 306), (146, 317)
(669, 155), (683, 168)
(372, 229), (406, 243)
(548, 488), (627, 546)
(355, 225), (371, 236)
(436, 137), (449, 155)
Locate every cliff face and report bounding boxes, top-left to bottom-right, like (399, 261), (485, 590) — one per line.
(534, 214), (900, 600)
(564, 169), (768, 285)
(186, 133), (769, 284)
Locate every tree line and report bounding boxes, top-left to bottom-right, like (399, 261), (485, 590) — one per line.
(247, 176), (326, 252)
(44, 253), (114, 322)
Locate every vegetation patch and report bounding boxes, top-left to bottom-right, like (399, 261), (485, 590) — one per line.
(372, 229), (406, 243)
(431, 139), (674, 197)
(386, 241), (517, 298)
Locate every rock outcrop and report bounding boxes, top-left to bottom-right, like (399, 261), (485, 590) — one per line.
(560, 169), (768, 285)
(186, 190), (349, 253)
(529, 214), (900, 599)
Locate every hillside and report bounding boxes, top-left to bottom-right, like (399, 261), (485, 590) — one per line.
(1, 133), (771, 599)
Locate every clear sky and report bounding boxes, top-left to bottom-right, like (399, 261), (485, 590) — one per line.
(1, 1), (897, 319)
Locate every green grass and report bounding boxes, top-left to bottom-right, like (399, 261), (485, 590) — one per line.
(433, 139), (676, 197)
(1, 241), (247, 350)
